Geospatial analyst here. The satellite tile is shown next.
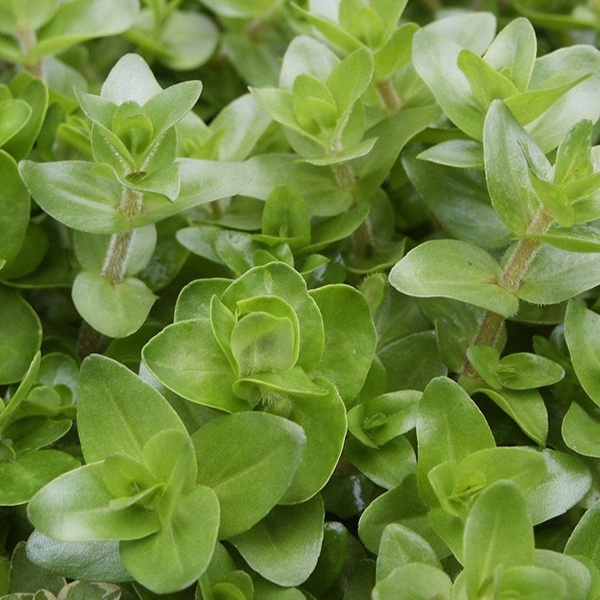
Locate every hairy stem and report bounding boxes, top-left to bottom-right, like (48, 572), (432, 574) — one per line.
(16, 29), (44, 78)
(462, 210), (553, 376)
(376, 78), (402, 112)
(332, 161), (356, 194)
(332, 161), (372, 257)
(77, 186), (143, 357)
(101, 187), (143, 285)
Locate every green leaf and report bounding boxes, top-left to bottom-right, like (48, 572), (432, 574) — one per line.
(192, 412), (306, 538)
(30, 0), (140, 60)
(72, 272), (156, 339)
(534, 550), (591, 600)
(526, 449), (591, 525)
(28, 463), (161, 541)
(143, 318), (245, 413)
(376, 524), (440, 582)
(390, 240), (519, 318)
(143, 81), (202, 142)
(424, 12), (497, 54)
(528, 170), (574, 227)
(0, 450), (78, 506)
(464, 481), (534, 599)
(525, 45), (600, 153)
(412, 29), (486, 141)
(372, 563), (451, 600)
(0, 351), (40, 433)
(525, 225), (600, 253)
(327, 47), (373, 118)
(518, 246), (600, 304)
(290, 6), (361, 55)
(494, 566), (567, 600)
(0, 150), (30, 269)
(429, 447), (546, 520)
(279, 380), (347, 505)
(198, 0), (281, 18)
(562, 402), (600, 457)
(231, 312), (296, 376)
(483, 100), (546, 235)
(348, 390), (421, 449)
(416, 377), (495, 506)
(233, 366), (327, 405)
(230, 495), (324, 587)
(132, 10), (218, 71)
(458, 49), (518, 110)
(417, 140), (484, 170)
(474, 387), (548, 446)
(77, 355), (187, 463)
(221, 263), (324, 371)
(19, 159), (253, 235)
(0, 99), (31, 147)
(496, 352), (565, 389)
(120, 486), (220, 594)
(258, 186), (310, 250)
(0, 288), (42, 385)
(378, 330), (447, 393)
(250, 88), (308, 140)
(554, 119), (594, 184)
(403, 148), (510, 249)
(8, 542), (64, 596)
(565, 300), (600, 407)
(4, 77), (49, 161)
(345, 435), (416, 490)
(308, 285), (376, 403)
(565, 498), (600, 571)
(26, 531), (133, 583)
(358, 475), (445, 557)
(209, 93), (272, 162)
(483, 18), (536, 92)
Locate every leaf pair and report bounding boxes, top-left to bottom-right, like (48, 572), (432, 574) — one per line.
(0, 352), (79, 506)
(28, 356), (219, 594)
(415, 15), (600, 153)
(251, 38), (375, 164)
(0, 0), (139, 66)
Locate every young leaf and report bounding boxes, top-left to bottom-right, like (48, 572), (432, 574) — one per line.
(120, 486), (220, 594)
(372, 563), (451, 600)
(376, 524), (440, 582)
(483, 100), (547, 235)
(463, 481), (534, 599)
(417, 377), (495, 506)
(28, 463), (162, 542)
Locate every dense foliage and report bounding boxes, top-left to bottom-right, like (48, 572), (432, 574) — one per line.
(4, 0), (600, 598)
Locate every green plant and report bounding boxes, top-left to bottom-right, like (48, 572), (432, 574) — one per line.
(4, 1), (600, 599)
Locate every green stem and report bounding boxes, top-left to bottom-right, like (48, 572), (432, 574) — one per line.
(77, 186), (143, 357)
(101, 187), (143, 285)
(376, 78), (401, 112)
(16, 29), (44, 78)
(332, 161), (372, 257)
(332, 161), (356, 195)
(462, 210), (554, 377)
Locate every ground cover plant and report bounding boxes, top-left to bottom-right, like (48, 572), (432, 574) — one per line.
(5, 0), (600, 598)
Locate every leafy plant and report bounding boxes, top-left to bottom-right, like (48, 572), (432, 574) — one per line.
(4, 1), (600, 599)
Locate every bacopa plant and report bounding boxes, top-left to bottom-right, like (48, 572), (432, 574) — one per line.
(4, 1), (600, 599)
